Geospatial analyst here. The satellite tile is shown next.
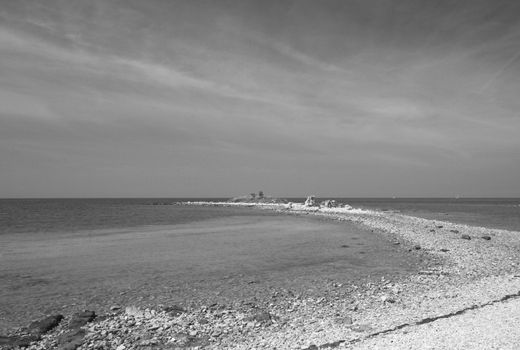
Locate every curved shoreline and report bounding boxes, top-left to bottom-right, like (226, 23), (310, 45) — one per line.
(5, 202), (520, 349)
(180, 201), (520, 348)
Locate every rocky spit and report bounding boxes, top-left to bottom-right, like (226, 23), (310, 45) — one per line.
(2, 200), (520, 349)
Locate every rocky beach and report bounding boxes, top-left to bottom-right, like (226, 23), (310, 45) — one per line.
(2, 199), (520, 349)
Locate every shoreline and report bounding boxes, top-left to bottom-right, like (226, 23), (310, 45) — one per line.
(3, 201), (520, 349)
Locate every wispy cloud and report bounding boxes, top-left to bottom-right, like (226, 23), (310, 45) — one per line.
(479, 48), (520, 92)
(2, 0), (520, 197)
(1, 26), (310, 113)
(270, 41), (346, 73)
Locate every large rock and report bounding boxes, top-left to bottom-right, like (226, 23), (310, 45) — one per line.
(163, 304), (185, 316)
(68, 310), (96, 329)
(0, 335), (40, 348)
(58, 329), (86, 350)
(28, 314), (63, 335)
(304, 195), (318, 207)
(320, 200), (338, 208)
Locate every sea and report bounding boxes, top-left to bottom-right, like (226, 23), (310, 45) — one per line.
(1, 197), (518, 333)
(1, 197), (519, 235)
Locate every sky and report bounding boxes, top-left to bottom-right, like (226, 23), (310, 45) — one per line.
(1, 0), (520, 198)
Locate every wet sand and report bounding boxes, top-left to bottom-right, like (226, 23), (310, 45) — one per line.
(0, 213), (421, 333)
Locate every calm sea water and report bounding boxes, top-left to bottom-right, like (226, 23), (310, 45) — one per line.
(0, 198), (257, 235)
(1, 198), (519, 235)
(318, 197), (520, 232)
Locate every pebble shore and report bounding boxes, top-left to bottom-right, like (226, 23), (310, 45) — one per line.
(3, 201), (520, 349)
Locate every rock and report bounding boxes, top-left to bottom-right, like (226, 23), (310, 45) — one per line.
(440, 248), (450, 252)
(436, 225), (443, 229)
(125, 306), (144, 318)
(28, 314), (63, 335)
(340, 244), (350, 248)
(381, 295), (396, 303)
(304, 195), (318, 207)
(110, 305), (121, 311)
(69, 310), (96, 329)
(450, 229), (460, 233)
(461, 234), (471, 240)
(482, 235), (491, 240)
(334, 316), (353, 325)
(350, 324), (373, 333)
(163, 304), (185, 316)
(0, 335), (40, 348)
(58, 329), (85, 350)
(320, 200), (338, 208)
(0, 336), (13, 345)
(414, 245), (421, 250)
(246, 311), (274, 324)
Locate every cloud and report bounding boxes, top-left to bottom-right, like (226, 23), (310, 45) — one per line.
(269, 40), (346, 73)
(2, 0), (520, 197)
(478, 48), (520, 92)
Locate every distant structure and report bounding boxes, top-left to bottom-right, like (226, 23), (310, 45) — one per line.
(228, 191), (287, 204)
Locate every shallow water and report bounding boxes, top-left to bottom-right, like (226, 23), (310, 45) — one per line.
(0, 212), (420, 332)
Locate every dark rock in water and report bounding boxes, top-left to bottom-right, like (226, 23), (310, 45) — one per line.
(461, 234), (471, 240)
(0, 336), (12, 345)
(68, 310), (96, 329)
(450, 229), (460, 233)
(58, 329), (85, 350)
(0, 335), (40, 348)
(414, 245), (422, 250)
(28, 314), (63, 335)
(440, 248), (450, 252)
(110, 305), (121, 311)
(481, 235), (492, 240)
(163, 304), (185, 316)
